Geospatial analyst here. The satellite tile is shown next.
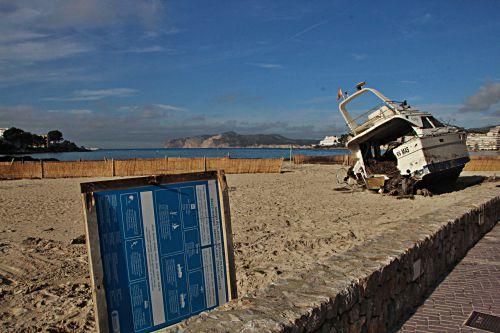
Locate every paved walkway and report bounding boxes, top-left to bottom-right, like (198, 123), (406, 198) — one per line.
(397, 224), (500, 333)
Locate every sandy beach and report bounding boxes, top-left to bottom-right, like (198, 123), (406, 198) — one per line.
(0, 164), (497, 332)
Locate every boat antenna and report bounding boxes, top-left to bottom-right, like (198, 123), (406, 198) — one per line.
(355, 81), (366, 90)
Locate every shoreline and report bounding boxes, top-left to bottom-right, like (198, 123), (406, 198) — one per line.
(0, 147), (351, 162)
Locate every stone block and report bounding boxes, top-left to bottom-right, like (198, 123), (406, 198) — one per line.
(348, 303), (360, 324)
(359, 298), (372, 319)
(325, 296), (339, 320)
(366, 318), (382, 333)
(304, 304), (326, 332)
(336, 285), (359, 315)
(319, 322), (332, 333)
(362, 270), (381, 298)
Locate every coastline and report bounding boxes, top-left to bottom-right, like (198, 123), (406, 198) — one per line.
(1, 147), (350, 161)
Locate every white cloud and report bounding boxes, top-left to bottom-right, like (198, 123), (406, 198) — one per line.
(459, 82), (500, 113)
(0, 66), (100, 87)
(123, 46), (167, 53)
(44, 88), (138, 101)
(247, 62), (283, 69)
(0, 0), (166, 31)
(141, 28), (182, 40)
(118, 103), (188, 115)
(352, 53), (368, 61)
(0, 30), (47, 43)
(0, 103), (348, 148)
(412, 13), (432, 25)
(0, 38), (92, 62)
(69, 109), (93, 115)
(154, 104), (188, 112)
(0, 0), (169, 84)
(47, 109), (93, 115)
(414, 102), (499, 128)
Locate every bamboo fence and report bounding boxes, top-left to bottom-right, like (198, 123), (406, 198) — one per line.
(0, 161), (42, 179)
(0, 157), (284, 180)
(44, 160), (112, 178)
(1, 155), (496, 180)
(293, 154), (353, 165)
(293, 154), (499, 171)
(463, 155), (500, 171)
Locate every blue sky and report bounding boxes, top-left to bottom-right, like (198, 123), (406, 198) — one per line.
(0, 0), (499, 148)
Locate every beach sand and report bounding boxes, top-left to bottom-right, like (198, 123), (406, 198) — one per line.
(0, 164), (497, 332)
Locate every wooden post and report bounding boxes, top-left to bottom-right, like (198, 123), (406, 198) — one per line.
(289, 145), (293, 168)
(204, 156), (207, 172)
(40, 160), (44, 178)
(111, 159), (115, 177)
(165, 156), (169, 174)
(217, 170), (238, 299)
(81, 193), (110, 333)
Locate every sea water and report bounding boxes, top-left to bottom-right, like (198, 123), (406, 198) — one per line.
(17, 148), (348, 161)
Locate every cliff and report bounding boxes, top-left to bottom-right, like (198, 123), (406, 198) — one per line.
(165, 131), (317, 148)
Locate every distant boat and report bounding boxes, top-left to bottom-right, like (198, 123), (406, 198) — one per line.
(312, 135), (345, 148)
(318, 136), (340, 147)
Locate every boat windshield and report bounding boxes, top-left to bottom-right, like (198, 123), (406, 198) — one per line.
(428, 116), (445, 127)
(343, 92), (396, 132)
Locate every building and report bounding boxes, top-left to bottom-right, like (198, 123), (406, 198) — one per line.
(319, 135), (340, 147)
(466, 126), (500, 151)
(0, 128), (9, 138)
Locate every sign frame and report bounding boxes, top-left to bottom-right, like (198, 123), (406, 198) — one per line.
(80, 171), (237, 333)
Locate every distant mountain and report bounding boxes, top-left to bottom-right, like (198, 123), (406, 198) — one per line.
(165, 131), (317, 148)
(467, 125), (498, 134)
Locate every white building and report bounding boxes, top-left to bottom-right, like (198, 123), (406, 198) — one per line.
(319, 135), (340, 147)
(466, 126), (500, 151)
(0, 128), (8, 138)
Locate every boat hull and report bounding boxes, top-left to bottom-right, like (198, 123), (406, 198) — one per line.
(418, 160), (467, 190)
(393, 132), (469, 179)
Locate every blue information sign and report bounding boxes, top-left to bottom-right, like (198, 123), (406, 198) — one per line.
(88, 178), (231, 332)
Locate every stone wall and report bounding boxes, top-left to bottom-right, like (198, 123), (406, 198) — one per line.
(168, 187), (500, 333)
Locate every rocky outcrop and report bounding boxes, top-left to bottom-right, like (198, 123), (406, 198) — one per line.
(165, 131), (317, 148)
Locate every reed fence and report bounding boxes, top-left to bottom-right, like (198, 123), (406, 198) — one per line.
(1, 155), (496, 180)
(293, 154), (354, 165)
(0, 157), (283, 180)
(293, 154), (499, 172)
(0, 161), (42, 179)
(463, 155), (500, 171)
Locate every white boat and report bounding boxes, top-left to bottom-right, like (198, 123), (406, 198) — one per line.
(320, 136), (340, 146)
(338, 83), (469, 194)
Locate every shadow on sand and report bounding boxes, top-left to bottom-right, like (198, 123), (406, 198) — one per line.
(431, 175), (486, 195)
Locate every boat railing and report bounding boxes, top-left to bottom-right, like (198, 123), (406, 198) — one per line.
(348, 102), (398, 134)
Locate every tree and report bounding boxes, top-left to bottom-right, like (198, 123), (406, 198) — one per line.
(47, 130), (63, 143)
(2, 127), (25, 143)
(0, 138), (15, 154)
(2, 127), (32, 148)
(31, 134), (46, 148)
(338, 133), (351, 146)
